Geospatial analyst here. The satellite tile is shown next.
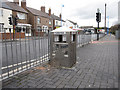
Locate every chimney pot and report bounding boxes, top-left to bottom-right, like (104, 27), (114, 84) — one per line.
(48, 8), (51, 16)
(41, 6), (45, 12)
(21, 0), (26, 9)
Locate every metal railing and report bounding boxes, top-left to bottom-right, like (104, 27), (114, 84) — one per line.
(77, 32), (105, 48)
(0, 28), (105, 80)
(0, 28), (50, 80)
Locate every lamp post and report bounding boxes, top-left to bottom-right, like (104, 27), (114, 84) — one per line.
(107, 16), (109, 35)
(61, 5), (64, 27)
(105, 3), (107, 33)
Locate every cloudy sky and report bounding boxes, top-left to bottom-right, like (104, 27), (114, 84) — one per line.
(8, 0), (119, 27)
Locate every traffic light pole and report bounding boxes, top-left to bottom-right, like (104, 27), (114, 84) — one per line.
(9, 15), (18, 40)
(13, 25), (15, 40)
(96, 8), (101, 41)
(97, 22), (99, 41)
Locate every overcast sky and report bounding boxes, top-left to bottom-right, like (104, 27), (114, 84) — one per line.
(8, 0), (120, 27)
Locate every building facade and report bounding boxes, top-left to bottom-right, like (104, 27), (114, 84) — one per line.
(0, 1), (13, 33)
(21, 0), (53, 36)
(1, 0), (32, 37)
(65, 20), (79, 29)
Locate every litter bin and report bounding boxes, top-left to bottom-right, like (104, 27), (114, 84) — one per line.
(49, 27), (77, 68)
(116, 30), (120, 39)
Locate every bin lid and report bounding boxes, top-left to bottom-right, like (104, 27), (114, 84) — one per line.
(51, 26), (77, 32)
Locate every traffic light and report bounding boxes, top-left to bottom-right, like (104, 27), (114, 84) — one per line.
(14, 17), (18, 25)
(99, 13), (101, 22)
(96, 13), (101, 22)
(96, 13), (99, 22)
(8, 17), (13, 25)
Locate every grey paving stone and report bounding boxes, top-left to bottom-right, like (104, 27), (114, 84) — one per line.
(100, 82), (107, 86)
(78, 84), (86, 88)
(44, 84), (57, 88)
(72, 80), (81, 88)
(54, 80), (63, 86)
(57, 84), (65, 88)
(114, 82), (118, 88)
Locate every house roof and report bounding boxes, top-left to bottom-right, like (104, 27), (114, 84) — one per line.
(51, 14), (65, 22)
(27, 7), (52, 19)
(2, 2), (12, 10)
(51, 14), (61, 21)
(2, 1), (28, 13)
(67, 20), (77, 25)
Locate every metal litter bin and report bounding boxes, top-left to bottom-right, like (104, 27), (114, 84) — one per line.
(49, 27), (77, 68)
(116, 30), (120, 39)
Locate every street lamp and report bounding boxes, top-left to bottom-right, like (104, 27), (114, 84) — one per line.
(107, 16), (109, 35)
(61, 4), (64, 27)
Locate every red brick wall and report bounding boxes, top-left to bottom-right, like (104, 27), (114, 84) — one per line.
(0, 33), (25, 40)
(34, 31), (44, 36)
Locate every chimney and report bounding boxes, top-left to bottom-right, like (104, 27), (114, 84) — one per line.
(13, 0), (19, 5)
(21, 0), (26, 9)
(41, 6), (45, 12)
(60, 13), (62, 19)
(48, 8), (51, 16)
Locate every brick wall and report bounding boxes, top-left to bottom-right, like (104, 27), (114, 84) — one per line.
(0, 32), (25, 40)
(35, 31), (44, 36)
(37, 16), (52, 29)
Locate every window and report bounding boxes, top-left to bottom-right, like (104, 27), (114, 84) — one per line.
(16, 27), (21, 32)
(0, 9), (3, 16)
(49, 20), (51, 25)
(23, 28), (26, 32)
(42, 26), (48, 32)
(37, 26), (42, 31)
(37, 18), (41, 24)
(26, 27), (30, 33)
(74, 25), (76, 28)
(17, 12), (26, 19)
(0, 23), (4, 32)
(56, 21), (58, 26)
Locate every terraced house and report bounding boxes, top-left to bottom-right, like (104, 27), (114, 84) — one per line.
(0, 0), (32, 39)
(0, 0), (12, 33)
(21, 0), (53, 36)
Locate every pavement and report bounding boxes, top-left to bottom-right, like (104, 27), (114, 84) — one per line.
(2, 34), (119, 89)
